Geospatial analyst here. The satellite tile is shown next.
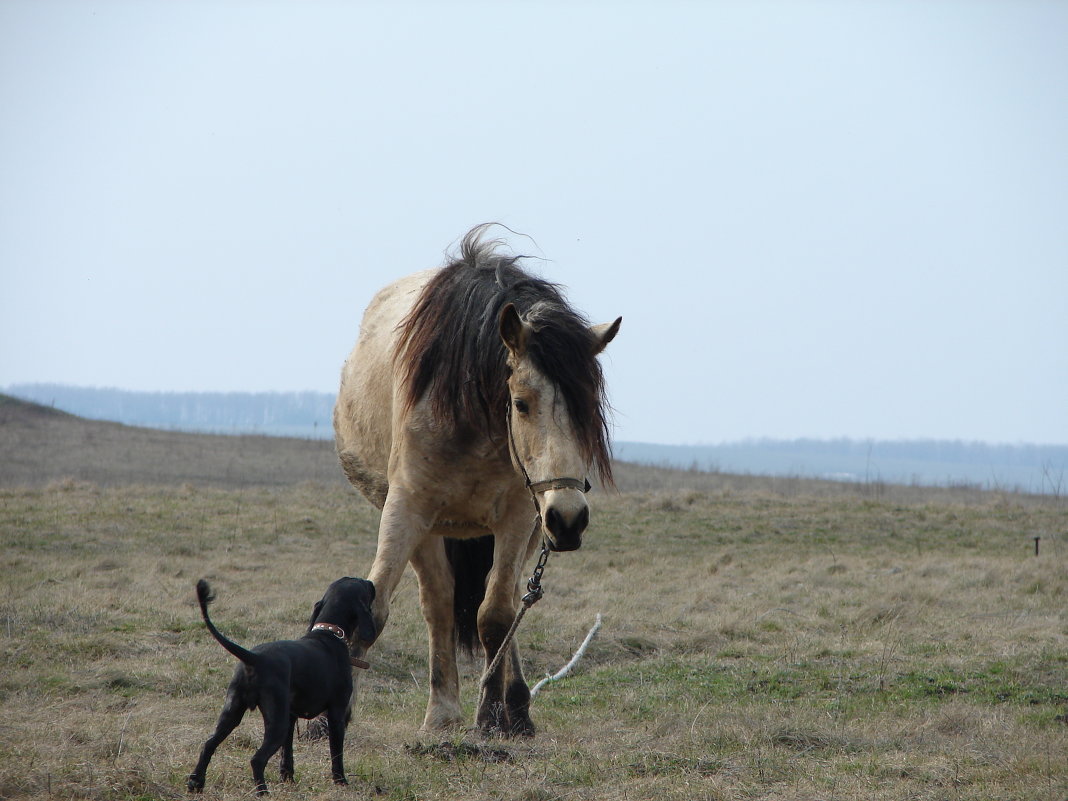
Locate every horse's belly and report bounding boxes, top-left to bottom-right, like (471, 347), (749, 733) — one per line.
(431, 520), (494, 539)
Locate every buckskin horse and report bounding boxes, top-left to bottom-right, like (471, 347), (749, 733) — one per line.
(334, 225), (621, 736)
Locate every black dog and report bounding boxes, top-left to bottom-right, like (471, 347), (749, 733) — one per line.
(187, 576), (376, 795)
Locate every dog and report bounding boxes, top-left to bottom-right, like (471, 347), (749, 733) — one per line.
(187, 576), (376, 795)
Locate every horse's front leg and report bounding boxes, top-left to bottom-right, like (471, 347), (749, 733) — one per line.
(476, 519), (540, 737)
(409, 537), (463, 731)
(366, 485), (434, 638)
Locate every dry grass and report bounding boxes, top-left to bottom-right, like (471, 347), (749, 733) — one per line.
(1, 477), (1066, 800)
(1, 397), (1065, 799)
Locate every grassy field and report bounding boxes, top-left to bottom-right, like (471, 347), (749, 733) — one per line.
(1, 399), (1065, 800)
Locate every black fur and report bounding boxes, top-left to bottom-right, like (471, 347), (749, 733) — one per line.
(443, 535), (495, 653)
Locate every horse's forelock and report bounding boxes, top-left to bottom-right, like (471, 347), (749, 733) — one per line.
(396, 228), (614, 486)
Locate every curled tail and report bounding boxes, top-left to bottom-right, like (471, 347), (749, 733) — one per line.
(443, 535), (494, 654)
(196, 579), (259, 665)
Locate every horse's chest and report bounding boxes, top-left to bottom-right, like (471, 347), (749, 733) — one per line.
(427, 475), (526, 534)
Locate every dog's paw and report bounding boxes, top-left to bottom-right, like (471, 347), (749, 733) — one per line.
(186, 774), (205, 794)
(333, 775), (348, 786)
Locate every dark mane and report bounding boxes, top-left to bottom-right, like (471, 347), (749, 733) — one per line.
(395, 226), (613, 486)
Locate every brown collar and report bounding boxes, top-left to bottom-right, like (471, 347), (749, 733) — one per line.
(311, 622), (371, 670)
(311, 622), (346, 640)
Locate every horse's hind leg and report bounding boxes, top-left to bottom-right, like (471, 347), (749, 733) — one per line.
(410, 537), (463, 730)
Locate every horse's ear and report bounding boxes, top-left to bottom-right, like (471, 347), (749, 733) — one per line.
(499, 303), (530, 358)
(590, 316), (622, 355)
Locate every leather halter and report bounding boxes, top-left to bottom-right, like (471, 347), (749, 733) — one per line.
(506, 401), (592, 499)
(527, 476), (592, 494)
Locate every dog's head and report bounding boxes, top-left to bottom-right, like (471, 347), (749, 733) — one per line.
(308, 577), (376, 645)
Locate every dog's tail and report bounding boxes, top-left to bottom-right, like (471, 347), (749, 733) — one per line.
(196, 579), (259, 666)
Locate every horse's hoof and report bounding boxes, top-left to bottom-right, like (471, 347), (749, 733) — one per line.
(420, 709), (465, 733)
(509, 719), (536, 738)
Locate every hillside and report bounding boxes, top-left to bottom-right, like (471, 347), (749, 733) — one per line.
(0, 394), (343, 489)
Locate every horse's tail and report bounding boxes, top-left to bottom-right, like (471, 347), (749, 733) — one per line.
(195, 579), (260, 666)
(444, 535), (495, 654)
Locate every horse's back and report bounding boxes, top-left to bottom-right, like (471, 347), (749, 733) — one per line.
(334, 270), (434, 509)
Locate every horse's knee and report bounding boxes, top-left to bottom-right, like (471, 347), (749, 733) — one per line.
(476, 605), (514, 654)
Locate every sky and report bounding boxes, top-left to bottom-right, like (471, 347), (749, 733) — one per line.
(2, 1), (1066, 446)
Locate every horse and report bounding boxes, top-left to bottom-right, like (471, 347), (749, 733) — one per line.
(333, 225), (621, 736)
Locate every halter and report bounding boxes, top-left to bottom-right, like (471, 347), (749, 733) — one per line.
(505, 400), (592, 504)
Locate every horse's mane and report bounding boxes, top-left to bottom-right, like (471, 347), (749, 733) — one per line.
(395, 226), (613, 486)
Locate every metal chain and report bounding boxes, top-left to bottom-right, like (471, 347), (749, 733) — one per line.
(478, 521), (550, 692)
(522, 538), (550, 607)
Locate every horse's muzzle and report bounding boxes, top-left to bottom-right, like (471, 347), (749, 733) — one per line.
(543, 504), (589, 552)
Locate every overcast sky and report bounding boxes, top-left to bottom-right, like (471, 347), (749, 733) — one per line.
(2, 1), (1066, 446)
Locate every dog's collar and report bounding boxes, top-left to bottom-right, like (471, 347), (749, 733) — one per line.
(311, 622), (346, 640)
(311, 622), (371, 670)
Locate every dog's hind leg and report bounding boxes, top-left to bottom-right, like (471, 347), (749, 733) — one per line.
(250, 698), (290, 795)
(187, 695), (246, 793)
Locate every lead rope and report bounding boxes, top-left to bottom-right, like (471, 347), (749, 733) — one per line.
(477, 406), (554, 697)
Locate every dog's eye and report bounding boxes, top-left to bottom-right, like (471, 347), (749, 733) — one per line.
(513, 398), (529, 415)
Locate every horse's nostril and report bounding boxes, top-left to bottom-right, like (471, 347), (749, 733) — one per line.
(545, 507), (563, 537)
(575, 505), (589, 535)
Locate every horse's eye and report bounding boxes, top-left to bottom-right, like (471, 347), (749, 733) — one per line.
(513, 398), (529, 415)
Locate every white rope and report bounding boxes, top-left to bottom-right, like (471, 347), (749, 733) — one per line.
(529, 613), (602, 698)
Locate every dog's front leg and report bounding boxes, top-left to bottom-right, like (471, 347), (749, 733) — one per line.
(326, 709), (348, 785)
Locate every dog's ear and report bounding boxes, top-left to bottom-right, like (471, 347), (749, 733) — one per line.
(356, 581), (376, 643)
(307, 599), (325, 632)
(357, 603), (376, 643)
